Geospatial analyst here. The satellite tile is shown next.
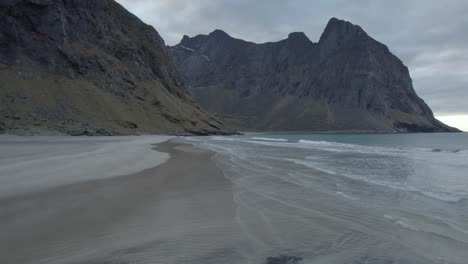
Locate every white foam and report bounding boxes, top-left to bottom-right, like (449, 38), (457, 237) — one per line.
(297, 139), (404, 155)
(288, 158), (464, 203)
(207, 137), (466, 162)
(236, 138), (403, 156)
(384, 214), (420, 231)
(336, 191), (357, 200)
(195, 136), (468, 203)
(297, 140), (467, 159)
(210, 136), (241, 141)
(0, 136), (172, 197)
(251, 137), (288, 142)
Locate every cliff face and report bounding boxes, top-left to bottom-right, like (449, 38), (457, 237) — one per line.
(171, 18), (459, 132)
(0, 0), (229, 135)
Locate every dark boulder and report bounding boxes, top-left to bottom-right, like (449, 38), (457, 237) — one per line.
(265, 255), (303, 264)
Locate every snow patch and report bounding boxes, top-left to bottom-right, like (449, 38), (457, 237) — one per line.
(179, 45), (195, 52)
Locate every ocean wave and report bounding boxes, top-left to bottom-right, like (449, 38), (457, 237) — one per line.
(297, 139), (403, 155)
(297, 139), (398, 154)
(384, 214), (420, 231)
(210, 136), (242, 141)
(336, 191), (357, 200)
(200, 136), (468, 204)
(251, 137), (288, 142)
(431, 148), (465, 153)
(287, 158), (465, 203)
(298, 139), (466, 154)
(296, 140), (468, 168)
(216, 138), (467, 172)
(240, 138), (405, 156)
(209, 137), (466, 158)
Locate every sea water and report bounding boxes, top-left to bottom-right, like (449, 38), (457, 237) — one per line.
(191, 133), (468, 264)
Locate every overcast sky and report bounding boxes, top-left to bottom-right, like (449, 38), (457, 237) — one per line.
(117, 0), (468, 130)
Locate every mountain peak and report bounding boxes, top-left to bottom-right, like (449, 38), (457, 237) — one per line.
(319, 17), (367, 43)
(181, 35), (190, 42)
(209, 29), (231, 39)
(287, 32), (310, 42)
(318, 18), (369, 57)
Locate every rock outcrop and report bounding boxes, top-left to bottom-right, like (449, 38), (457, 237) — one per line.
(171, 18), (459, 132)
(0, 0), (231, 135)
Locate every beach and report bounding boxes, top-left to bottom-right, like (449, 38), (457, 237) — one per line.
(1, 134), (468, 264)
(0, 137), (245, 264)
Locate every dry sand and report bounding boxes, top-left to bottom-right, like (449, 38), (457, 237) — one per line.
(0, 139), (247, 264)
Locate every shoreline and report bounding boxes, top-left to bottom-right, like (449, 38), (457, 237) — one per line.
(2, 135), (467, 263)
(0, 135), (172, 198)
(0, 127), (464, 138)
(240, 130), (464, 135)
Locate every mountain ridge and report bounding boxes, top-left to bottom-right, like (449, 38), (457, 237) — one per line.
(0, 0), (232, 135)
(171, 18), (460, 132)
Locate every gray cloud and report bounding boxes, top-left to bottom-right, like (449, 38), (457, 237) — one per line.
(116, 0), (468, 119)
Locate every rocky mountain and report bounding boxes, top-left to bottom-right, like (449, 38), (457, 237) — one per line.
(0, 0), (230, 135)
(171, 18), (459, 132)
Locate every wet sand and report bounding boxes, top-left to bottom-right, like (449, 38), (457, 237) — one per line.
(0, 140), (243, 264)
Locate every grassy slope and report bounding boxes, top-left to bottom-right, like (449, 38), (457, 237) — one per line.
(0, 65), (223, 135)
(0, 0), (230, 135)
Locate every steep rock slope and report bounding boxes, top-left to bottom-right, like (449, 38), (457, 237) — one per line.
(0, 0), (228, 135)
(171, 18), (459, 132)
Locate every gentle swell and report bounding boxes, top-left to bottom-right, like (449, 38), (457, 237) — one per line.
(251, 137), (289, 142)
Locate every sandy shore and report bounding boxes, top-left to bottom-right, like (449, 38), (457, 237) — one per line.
(4, 135), (463, 264)
(0, 135), (172, 197)
(0, 139), (246, 264)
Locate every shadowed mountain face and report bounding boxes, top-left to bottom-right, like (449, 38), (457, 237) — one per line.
(171, 18), (459, 132)
(0, 0), (230, 135)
